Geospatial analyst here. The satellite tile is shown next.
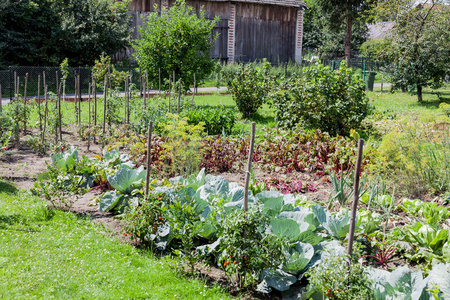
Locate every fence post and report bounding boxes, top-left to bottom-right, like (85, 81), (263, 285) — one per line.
(9, 66), (12, 101)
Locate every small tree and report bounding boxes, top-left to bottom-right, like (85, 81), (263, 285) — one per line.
(372, 0), (450, 102)
(133, 0), (219, 91)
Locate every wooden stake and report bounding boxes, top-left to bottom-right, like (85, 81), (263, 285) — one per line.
(143, 75), (147, 110)
(58, 82), (62, 143)
(144, 121), (153, 197)
(103, 74), (107, 134)
(23, 73), (28, 134)
(125, 78), (129, 124)
(42, 85), (48, 144)
(177, 79), (181, 114)
(37, 75), (42, 132)
(347, 139), (364, 259)
(15, 75), (20, 147)
(127, 75), (131, 124)
(158, 68), (161, 95)
(0, 84), (2, 114)
(88, 82), (91, 151)
(74, 71), (78, 124)
(168, 75), (171, 113)
(78, 74), (81, 125)
(191, 73), (196, 106)
(243, 122), (256, 212)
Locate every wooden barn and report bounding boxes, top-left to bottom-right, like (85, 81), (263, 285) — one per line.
(128, 0), (307, 64)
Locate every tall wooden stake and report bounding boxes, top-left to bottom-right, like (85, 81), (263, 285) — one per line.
(15, 75), (20, 147)
(37, 75), (42, 132)
(191, 73), (196, 106)
(74, 71), (78, 124)
(58, 82), (62, 142)
(103, 74), (107, 134)
(145, 121), (153, 197)
(88, 82), (91, 151)
(78, 74), (81, 125)
(347, 139), (364, 260)
(125, 78), (129, 124)
(23, 73), (28, 134)
(42, 85), (48, 144)
(143, 75), (147, 110)
(168, 75), (171, 113)
(243, 122), (256, 212)
(0, 84), (2, 114)
(177, 79), (182, 114)
(158, 68), (161, 95)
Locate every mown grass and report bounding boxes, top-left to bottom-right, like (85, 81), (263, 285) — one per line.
(0, 181), (231, 300)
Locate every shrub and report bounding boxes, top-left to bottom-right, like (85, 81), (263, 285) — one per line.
(227, 60), (276, 118)
(272, 62), (373, 136)
(180, 106), (236, 135)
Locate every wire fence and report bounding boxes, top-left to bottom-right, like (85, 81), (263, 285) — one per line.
(0, 66), (142, 100)
(1, 60), (387, 100)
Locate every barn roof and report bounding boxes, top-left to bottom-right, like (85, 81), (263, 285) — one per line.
(208, 0), (307, 8)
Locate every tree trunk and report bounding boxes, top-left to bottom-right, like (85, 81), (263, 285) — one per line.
(417, 85), (423, 103)
(345, 14), (352, 67)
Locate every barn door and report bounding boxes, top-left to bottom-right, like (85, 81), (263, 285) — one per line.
(210, 18), (229, 63)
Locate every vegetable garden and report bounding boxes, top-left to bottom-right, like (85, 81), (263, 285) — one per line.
(1, 57), (450, 299)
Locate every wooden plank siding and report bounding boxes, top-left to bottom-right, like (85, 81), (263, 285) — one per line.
(234, 3), (296, 63)
(128, 0), (304, 64)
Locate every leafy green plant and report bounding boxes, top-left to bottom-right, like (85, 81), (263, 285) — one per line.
(306, 254), (374, 300)
(180, 106), (236, 135)
(160, 113), (205, 177)
(124, 193), (165, 248)
(398, 199), (450, 228)
(31, 163), (86, 210)
(361, 234), (397, 268)
(376, 122), (450, 195)
(217, 209), (286, 290)
(367, 266), (432, 299)
(272, 62), (373, 136)
(227, 60), (276, 118)
(99, 166), (146, 213)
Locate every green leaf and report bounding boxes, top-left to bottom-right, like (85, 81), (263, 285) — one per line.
(282, 242), (314, 275)
(270, 218), (300, 242)
(260, 269), (297, 292)
(107, 166), (146, 194)
(256, 191), (284, 203)
(99, 191), (123, 212)
(197, 223), (216, 240)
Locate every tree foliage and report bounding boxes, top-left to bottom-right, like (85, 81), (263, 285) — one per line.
(303, 0), (368, 59)
(308, 0), (373, 64)
(133, 0), (219, 91)
(371, 0), (450, 102)
(0, 0), (131, 67)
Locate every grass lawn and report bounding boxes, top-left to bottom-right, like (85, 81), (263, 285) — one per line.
(0, 180), (231, 300)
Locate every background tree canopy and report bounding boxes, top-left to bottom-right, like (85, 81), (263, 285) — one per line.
(367, 0), (450, 102)
(0, 0), (131, 68)
(303, 0), (369, 60)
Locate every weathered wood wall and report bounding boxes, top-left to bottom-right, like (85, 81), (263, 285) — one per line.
(234, 3), (296, 63)
(129, 0), (299, 64)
